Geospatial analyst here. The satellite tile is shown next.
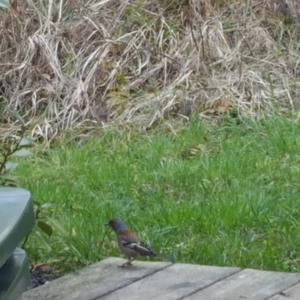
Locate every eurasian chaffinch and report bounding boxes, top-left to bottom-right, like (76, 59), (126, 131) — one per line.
(106, 218), (156, 267)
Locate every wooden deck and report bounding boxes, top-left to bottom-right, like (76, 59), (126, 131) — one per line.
(22, 257), (300, 300)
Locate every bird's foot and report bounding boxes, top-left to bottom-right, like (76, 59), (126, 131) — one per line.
(118, 261), (132, 268)
(118, 257), (135, 268)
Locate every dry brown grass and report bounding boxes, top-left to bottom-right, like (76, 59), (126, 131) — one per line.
(1, 0), (300, 140)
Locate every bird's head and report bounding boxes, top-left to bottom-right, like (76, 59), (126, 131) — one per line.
(106, 218), (127, 233)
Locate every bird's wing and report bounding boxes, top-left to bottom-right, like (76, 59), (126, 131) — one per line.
(118, 231), (155, 256)
(122, 240), (155, 256)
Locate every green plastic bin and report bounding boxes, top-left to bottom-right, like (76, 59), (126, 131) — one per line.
(0, 188), (35, 299)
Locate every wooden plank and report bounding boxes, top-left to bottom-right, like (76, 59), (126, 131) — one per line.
(22, 257), (171, 300)
(99, 263), (240, 300)
(185, 268), (300, 300)
(269, 282), (300, 300)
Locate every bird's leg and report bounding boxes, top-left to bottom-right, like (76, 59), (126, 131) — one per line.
(127, 256), (135, 265)
(119, 260), (130, 268)
(118, 257), (134, 268)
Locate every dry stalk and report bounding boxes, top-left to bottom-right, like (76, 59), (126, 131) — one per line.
(0, 0), (299, 140)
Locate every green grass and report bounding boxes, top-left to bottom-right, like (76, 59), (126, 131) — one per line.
(15, 117), (300, 273)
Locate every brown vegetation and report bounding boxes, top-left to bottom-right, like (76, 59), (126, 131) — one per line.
(0, 0), (300, 140)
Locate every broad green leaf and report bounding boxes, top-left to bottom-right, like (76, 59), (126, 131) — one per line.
(12, 148), (32, 157)
(20, 137), (34, 147)
(0, 0), (9, 9)
(37, 220), (53, 236)
(5, 161), (17, 171)
(41, 203), (53, 209)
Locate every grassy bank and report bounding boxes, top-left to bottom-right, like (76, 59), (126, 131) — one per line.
(1, 1), (300, 140)
(14, 117), (300, 273)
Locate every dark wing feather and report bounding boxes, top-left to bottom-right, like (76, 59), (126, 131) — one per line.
(120, 240), (155, 256)
(118, 231), (155, 256)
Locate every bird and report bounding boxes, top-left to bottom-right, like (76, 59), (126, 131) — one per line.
(106, 218), (156, 267)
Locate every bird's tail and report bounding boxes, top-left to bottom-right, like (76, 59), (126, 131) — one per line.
(152, 252), (175, 263)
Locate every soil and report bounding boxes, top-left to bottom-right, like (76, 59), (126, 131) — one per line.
(29, 264), (59, 289)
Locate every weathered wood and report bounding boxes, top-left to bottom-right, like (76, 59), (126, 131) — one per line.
(99, 263), (239, 300)
(22, 258), (300, 300)
(22, 257), (171, 300)
(185, 268), (300, 300)
(269, 282), (300, 300)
